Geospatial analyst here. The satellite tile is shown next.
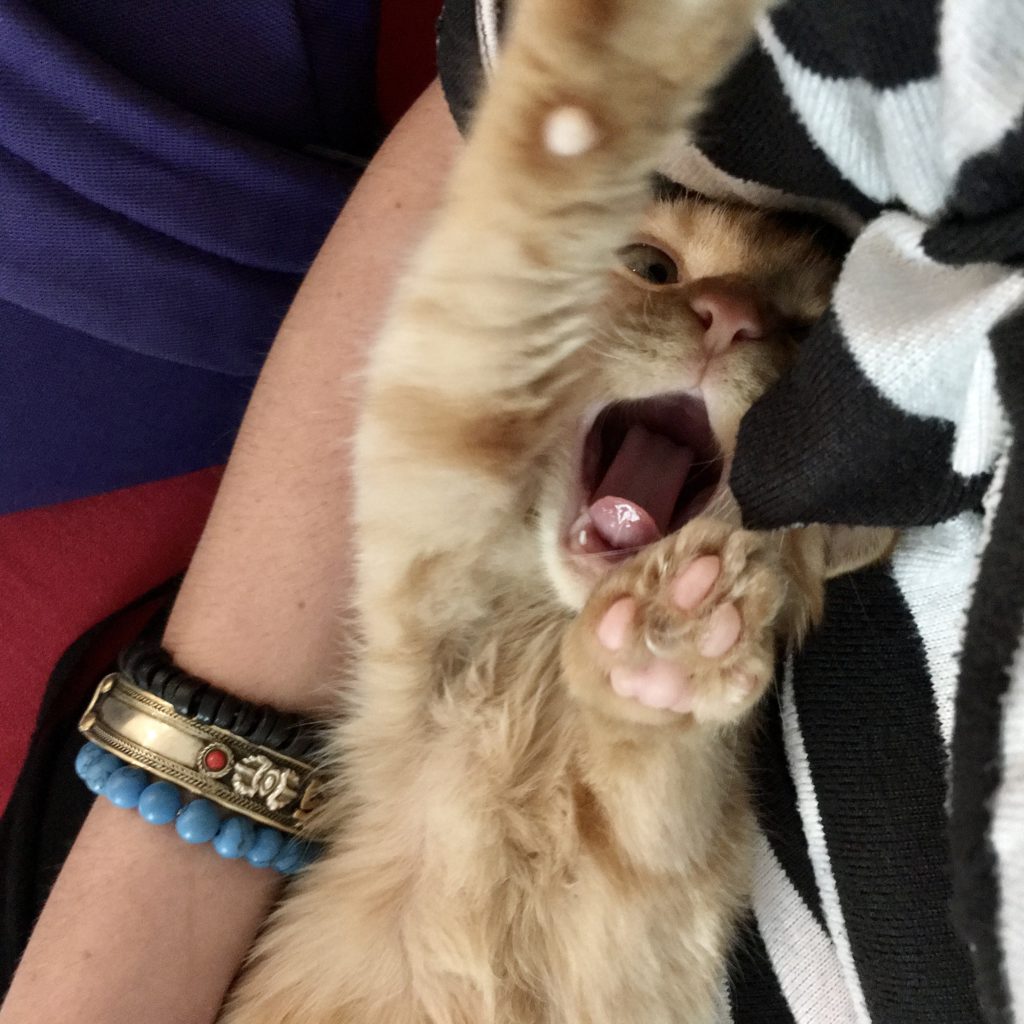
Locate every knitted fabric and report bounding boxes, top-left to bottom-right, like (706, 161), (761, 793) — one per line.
(436, 1), (1024, 1021)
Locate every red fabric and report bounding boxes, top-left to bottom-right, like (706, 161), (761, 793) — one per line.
(0, 468), (221, 815)
(2, 4), (445, 819)
(375, 0), (445, 127)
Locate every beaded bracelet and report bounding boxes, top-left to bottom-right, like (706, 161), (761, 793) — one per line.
(75, 741), (318, 874)
(118, 642), (319, 760)
(80, 669), (325, 835)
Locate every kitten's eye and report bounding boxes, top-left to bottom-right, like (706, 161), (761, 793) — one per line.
(617, 243), (679, 285)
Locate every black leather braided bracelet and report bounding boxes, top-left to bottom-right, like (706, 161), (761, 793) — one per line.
(117, 642), (320, 760)
(77, 641), (327, 855)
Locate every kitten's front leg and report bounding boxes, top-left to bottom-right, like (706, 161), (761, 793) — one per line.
(562, 518), (801, 727)
(365, 0), (772, 492)
(359, 0), (772, 633)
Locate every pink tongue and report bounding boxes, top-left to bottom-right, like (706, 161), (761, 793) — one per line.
(588, 424), (694, 549)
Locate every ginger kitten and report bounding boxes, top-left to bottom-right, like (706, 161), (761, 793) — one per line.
(221, 0), (892, 1021)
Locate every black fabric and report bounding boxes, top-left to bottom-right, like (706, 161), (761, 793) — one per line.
(751, 689), (825, 931)
(731, 310), (991, 529)
(950, 307), (1024, 1024)
(727, 913), (799, 1024)
(942, 122), (1024, 225)
(924, 124), (1024, 268)
(0, 580), (180, 997)
(436, 0), (487, 134)
(435, 1), (1024, 1021)
(696, 46), (884, 222)
(792, 569), (983, 1023)
(769, 0), (938, 86)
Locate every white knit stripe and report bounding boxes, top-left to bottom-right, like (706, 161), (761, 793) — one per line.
(940, 0), (1024, 175)
(475, 0), (500, 71)
(752, 832), (861, 1024)
(659, 140), (864, 236)
(781, 665), (873, 1024)
(994, 631), (1024, 1022)
(833, 214), (1022, 467)
(757, 20), (947, 216)
(953, 343), (1008, 478)
(978, 439), (1024, 1022)
(982, 445), (1012, 549)
(889, 515), (984, 752)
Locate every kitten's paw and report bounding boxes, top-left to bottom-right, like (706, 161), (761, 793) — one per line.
(563, 519), (787, 726)
(511, 0), (769, 121)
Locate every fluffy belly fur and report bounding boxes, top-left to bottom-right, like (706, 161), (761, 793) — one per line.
(218, 0), (893, 1020)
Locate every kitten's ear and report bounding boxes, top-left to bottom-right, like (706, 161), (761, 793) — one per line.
(822, 525), (898, 580)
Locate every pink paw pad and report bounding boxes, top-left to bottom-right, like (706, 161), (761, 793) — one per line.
(698, 602), (742, 658)
(611, 660), (693, 713)
(596, 597), (636, 652)
(670, 555), (721, 610)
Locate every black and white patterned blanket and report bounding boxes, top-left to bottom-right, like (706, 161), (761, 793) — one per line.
(437, 1), (1024, 1021)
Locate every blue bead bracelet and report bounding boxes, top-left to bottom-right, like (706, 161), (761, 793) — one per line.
(75, 742), (318, 875)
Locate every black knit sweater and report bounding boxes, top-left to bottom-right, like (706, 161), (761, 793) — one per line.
(438, 2), (1024, 1021)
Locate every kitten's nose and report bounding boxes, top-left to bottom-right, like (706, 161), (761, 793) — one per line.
(689, 284), (765, 356)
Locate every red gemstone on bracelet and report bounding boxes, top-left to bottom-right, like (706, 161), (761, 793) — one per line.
(203, 748), (228, 772)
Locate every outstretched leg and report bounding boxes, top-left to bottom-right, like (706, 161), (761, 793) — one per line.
(357, 0), (771, 622)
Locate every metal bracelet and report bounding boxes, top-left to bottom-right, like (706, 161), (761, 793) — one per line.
(79, 673), (325, 835)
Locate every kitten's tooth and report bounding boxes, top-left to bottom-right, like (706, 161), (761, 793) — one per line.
(568, 510), (613, 554)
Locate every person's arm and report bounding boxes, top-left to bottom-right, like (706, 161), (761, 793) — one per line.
(0, 79), (460, 1024)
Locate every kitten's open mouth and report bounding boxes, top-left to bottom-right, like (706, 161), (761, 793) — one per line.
(566, 393), (723, 562)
